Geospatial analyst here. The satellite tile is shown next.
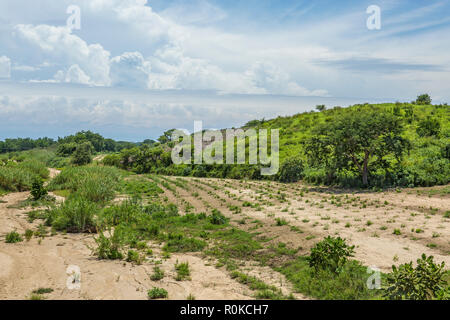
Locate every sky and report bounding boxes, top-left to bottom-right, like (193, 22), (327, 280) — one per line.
(0, 0), (449, 141)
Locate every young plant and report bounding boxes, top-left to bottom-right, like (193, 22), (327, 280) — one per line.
(307, 236), (355, 274)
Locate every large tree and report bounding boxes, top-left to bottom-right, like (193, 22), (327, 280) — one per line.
(306, 107), (409, 186)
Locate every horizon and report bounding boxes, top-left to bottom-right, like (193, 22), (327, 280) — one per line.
(1, 0), (450, 140)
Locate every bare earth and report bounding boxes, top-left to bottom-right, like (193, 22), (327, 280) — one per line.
(0, 171), (448, 300)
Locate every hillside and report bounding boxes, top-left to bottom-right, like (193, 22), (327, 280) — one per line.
(103, 102), (449, 188)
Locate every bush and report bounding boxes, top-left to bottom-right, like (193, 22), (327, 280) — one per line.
(416, 94), (432, 105)
(277, 157), (303, 182)
(175, 261), (191, 281)
(5, 230), (23, 243)
(384, 254), (447, 300)
(46, 195), (98, 233)
(150, 266), (165, 281)
(71, 142), (94, 166)
(307, 236), (355, 274)
(92, 231), (123, 260)
(31, 178), (48, 201)
(147, 287), (168, 299)
(209, 209), (228, 225)
(417, 117), (441, 137)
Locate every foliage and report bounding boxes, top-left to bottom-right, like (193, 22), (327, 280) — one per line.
(71, 142), (94, 166)
(5, 230), (23, 243)
(384, 254), (448, 300)
(46, 195), (99, 233)
(92, 231), (124, 260)
(415, 94), (432, 105)
(31, 178), (48, 201)
(307, 236), (355, 274)
(277, 156), (303, 182)
(147, 287), (168, 299)
(416, 117), (441, 137)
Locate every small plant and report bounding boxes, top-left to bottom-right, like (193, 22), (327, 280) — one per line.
(24, 229), (33, 241)
(5, 230), (23, 243)
(150, 266), (165, 281)
(307, 236), (355, 274)
(384, 254), (447, 300)
(175, 261), (191, 281)
(209, 209), (227, 225)
(393, 229), (401, 236)
(187, 293), (196, 300)
(147, 287), (168, 299)
(92, 231), (123, 260)
(126, 250), (142, 265)
(31, 178), (48, 201)
(32, 288), (53, 295)
(275, 218), (288, 226)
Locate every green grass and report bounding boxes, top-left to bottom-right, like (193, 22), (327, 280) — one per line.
(277, 257), (383, 300)
(175, 261), (191, 281)
(150, 266), (165, 281)
(5, 230), (23, 243)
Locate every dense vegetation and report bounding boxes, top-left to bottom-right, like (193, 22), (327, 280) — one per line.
(102, 99), (449, 188)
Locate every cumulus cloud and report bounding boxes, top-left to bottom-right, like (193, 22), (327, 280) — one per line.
(246, 62), (328, 96)
(110, 52), (151, 88)
(14, 24), (111, 86)
(0, 56), (11, 78)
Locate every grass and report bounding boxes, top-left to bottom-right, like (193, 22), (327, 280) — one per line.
(175, 261), (191, 281)
(5, 230), (23, 243)
(277, 257), (383, 300)
(150, 266), (165, 281)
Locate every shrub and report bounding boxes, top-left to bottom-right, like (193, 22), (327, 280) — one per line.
(307, 236), (355, 274)
(415, 94), (432, 105)
(71, 142), (94, 166)
(46, 195), (98, 233)
(31, 178), (48, 201)
(384, 254), (447, 300)
(5, 230), (23, 243)
(24, 229), (33, 241)
(175, 261), (191, 281)
(92, 231), (123, 260)
(277, 157), (303, 183)
(126, 250), (142, 265)
(150, 266), (165, 281)
(147, 287), (168, 299)
(417, 117), (440, 137)
(209, 209), (227, 225)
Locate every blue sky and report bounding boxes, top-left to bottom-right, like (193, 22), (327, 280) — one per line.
(0, 0), (449, 140)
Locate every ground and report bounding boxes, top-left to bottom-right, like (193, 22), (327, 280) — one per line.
(0, 171), (448, 300)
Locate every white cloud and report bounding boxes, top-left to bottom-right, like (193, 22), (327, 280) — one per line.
(110, 52), (151, 88)
(14, 24), (111, 86)
(0, 56), (11, 78)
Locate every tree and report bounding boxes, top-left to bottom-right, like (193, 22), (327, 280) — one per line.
(416, 117), (440, 137)
(416, 94), (432, 105)
(157, 129), (176, 144)
(305, 107), (408, 186)
(71, 142), (94, 166)
(315, 104), (326, 112)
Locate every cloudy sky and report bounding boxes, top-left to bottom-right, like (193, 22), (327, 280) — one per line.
(0, 0), (449, 140)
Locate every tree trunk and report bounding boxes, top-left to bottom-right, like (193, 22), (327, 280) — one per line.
(362, 151), (369, 186)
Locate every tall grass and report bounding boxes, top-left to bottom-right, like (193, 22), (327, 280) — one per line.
(0, 159), (48, 192)
(46, 194), (99, 233)
(48, 166), (122, 203)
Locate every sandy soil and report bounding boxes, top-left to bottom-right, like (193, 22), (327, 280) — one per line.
(0, 171), (254, 300)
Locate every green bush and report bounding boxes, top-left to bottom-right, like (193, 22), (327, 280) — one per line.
(175, 261), (191, 281)
(416, 117), (441, 137)
(277, 156), (303, 182)
(46, 195), (98, 233)
(209, 209), (228, 225)
(71, 142), (94, 166)
(307, 236), (355, 274)
(150, 266), (165, 281)
(31, 178), (48, 201)
(384, 254), (447, 300)
(5, 230), (23, 243)
(92, 231), (123, 260)
(147, 287), (168, 299)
